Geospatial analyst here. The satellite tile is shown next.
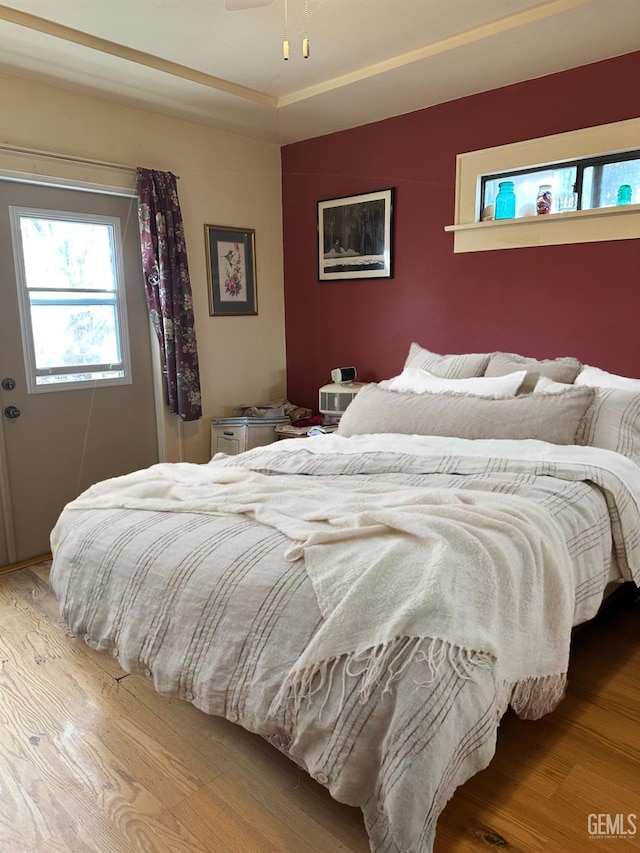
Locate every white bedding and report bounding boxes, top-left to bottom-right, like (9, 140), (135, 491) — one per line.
(49, 434), (640, 853)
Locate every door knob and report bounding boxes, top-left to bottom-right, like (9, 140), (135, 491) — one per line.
(1, 378), (16, 391)
(4, 406), (20, 420)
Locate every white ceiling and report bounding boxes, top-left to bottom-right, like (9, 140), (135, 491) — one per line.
(0, 0), (638, 144)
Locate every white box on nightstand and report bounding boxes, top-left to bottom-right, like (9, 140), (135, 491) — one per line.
(210, 417), (290, 457)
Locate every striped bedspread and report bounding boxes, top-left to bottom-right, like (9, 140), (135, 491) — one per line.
(49, 435), (640, 853)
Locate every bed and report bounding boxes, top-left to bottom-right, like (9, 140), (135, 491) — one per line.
(49, 344), (640, 853)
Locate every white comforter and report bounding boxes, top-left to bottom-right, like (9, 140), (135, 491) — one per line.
(50, 435), (640, 853)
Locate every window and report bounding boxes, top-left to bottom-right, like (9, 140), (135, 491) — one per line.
(480, 150), (640, 219)
(446, 117), (640, 252)
(582, 154), (640, 210)
(9, 207), (131, 392)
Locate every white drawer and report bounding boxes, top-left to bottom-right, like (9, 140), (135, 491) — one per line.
(216, 434), (242, 455)
(211, 417), (288, 457)
(212, 424), (247, 456)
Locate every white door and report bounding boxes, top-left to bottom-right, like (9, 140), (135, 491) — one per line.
(0, 181), (158, 565)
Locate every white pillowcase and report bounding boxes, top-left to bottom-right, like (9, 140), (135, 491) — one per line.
(379, 367), (526, 397)
(576, 365), (640, 391)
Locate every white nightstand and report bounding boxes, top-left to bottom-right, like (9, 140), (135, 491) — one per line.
(211, 417), (289, 456)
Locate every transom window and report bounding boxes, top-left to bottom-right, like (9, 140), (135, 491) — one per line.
(480, 149), (640, 220)
(9, 207), (131, 392)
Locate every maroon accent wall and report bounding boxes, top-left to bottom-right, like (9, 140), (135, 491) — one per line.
(281, 52), (640, 411)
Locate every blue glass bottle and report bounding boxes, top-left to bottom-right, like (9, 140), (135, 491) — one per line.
(495, 181), (516, 220)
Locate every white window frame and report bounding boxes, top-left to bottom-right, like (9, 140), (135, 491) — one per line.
(445, 117), (640, 253)
(9, 205), (133, 394)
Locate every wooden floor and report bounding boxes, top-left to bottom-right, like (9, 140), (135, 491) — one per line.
(0, 565), (638, 853)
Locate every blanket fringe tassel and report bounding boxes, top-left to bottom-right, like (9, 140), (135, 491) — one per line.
(508, 672), (567, 720)
(268, 635), (494, 720)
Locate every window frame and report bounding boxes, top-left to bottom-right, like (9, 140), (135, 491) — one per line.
(446, 117), (640, 253)
(9, 205), (133, 394)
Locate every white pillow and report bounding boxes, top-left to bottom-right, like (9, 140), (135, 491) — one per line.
(379, 367), (526, 397)
(576, 365), (640, 391)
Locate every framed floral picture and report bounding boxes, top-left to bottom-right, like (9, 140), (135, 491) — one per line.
(205, 225), (257, 316)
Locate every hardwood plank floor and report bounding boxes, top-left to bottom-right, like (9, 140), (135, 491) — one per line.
(0, 566), (637, 852)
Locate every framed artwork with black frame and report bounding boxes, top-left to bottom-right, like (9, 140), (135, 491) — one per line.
(205, 224), (257, 316)
(317, 188), (394, 281)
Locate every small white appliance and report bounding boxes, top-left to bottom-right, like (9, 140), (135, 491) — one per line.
(331, 366), (357, 383)
(319, 367), (364, 416)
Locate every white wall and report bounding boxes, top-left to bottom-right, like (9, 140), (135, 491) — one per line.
(0, 72), (286, 463)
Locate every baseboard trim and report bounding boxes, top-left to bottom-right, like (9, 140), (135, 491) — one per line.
(0, 553), (52, 575)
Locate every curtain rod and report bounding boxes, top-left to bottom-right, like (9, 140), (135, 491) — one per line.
(0, 143), (180, 178)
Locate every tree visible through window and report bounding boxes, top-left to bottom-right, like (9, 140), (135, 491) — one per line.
(10, 208), (131, 391)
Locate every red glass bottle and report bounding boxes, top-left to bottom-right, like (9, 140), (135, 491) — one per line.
(536, 184), (553, 215)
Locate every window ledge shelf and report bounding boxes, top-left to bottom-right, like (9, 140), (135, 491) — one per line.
(445, 202), (640, 252)
(445, 202), (640, 232)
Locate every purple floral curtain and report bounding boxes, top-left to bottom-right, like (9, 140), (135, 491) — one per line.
(135, 168), (202, 421)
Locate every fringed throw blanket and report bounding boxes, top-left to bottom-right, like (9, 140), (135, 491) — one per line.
(55, 447), (575, 717)
(50, 435), (640, 853)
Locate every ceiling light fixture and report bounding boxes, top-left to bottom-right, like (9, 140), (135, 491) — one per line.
(283, 0), (310, 61)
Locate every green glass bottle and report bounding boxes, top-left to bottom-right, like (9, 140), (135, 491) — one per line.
(616, 184), (632, 205)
